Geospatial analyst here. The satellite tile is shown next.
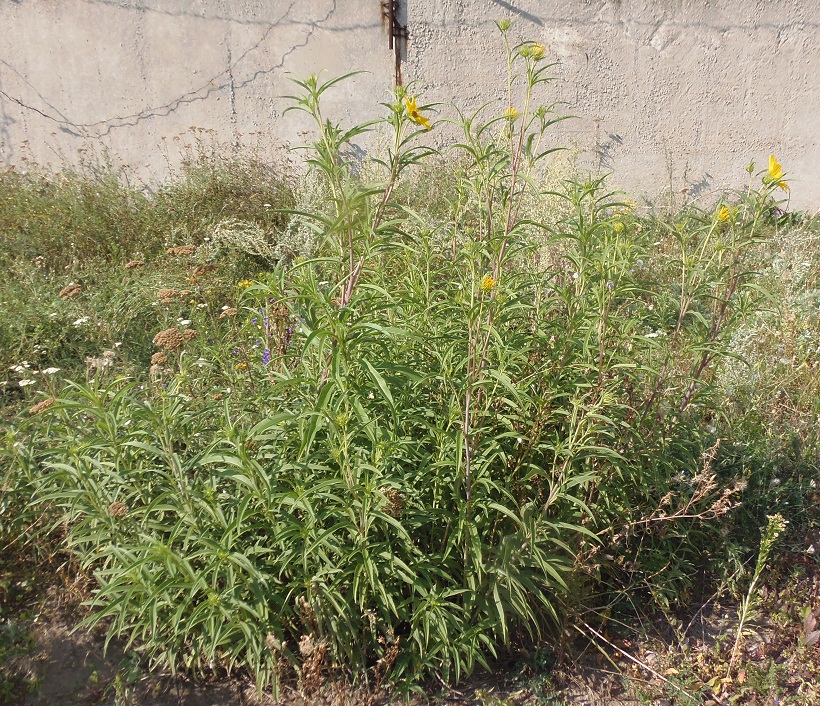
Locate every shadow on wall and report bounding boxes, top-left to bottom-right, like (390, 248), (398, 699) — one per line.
(490, 0), (543, 26)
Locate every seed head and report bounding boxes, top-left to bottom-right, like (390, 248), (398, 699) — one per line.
(152, 327), (184, 350)
(166, 244), (197, 256)
(151, 352), (168, 365)
(59, 283), (82, 300)
(29, 398), (56, 415)
(157, 288), (182, 303)
(381, 487), (405, 518)
(108, 501), (127, 518)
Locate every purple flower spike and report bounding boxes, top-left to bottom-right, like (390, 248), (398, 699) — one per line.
(263, 348), (271, 366)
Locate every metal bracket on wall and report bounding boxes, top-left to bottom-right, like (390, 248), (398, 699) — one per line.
(381, 0), (407, 86)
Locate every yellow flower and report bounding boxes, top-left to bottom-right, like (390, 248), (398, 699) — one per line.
(768, 155), (783, 180)
(237, 279), (253, 288)
(480, 274), (496, 293)
(404, 96), (431, 130)
(613, 221), (625, 233)
(717, 206), (731, 222)
(530, 43), (546, 61)
(504, 106), (518, 121)
(767, 155), (790, 191)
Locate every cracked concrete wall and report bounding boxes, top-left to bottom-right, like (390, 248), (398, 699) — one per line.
(1, 0), (818, 209)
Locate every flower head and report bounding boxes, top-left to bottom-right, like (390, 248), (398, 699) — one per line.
(717, 205), (731, 222)
(504, 106), (518, 121)
(519, 42), (546, 60)
(404, 96), (431, 130)
(152, 327), (184, 350)
(480, 274), (496, 293)
(530, 42), (546, 60)
(766, 155), (789, 191)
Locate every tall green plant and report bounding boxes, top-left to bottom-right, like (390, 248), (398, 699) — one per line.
(9, 26), (789, 700)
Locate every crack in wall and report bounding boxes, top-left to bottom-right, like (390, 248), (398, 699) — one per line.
(226, 43), (238, 148)
(0, 0), (343, 142)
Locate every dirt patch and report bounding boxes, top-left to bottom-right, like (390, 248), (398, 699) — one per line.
(21, 618), (242, 705)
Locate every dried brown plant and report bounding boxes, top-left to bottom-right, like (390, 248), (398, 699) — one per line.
(152, 328), (184, 350)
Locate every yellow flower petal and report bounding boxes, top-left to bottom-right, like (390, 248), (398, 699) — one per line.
(768, 155), (784, 181)
(404, 95), (431, 130)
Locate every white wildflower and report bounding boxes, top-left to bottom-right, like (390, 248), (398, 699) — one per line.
(42, 367), (61, 375)
(18, 379), (36, 387)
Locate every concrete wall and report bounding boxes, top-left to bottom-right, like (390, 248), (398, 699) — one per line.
(1, 0), (818, 209)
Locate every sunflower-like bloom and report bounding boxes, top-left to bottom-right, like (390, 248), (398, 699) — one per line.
(767, 155), (789, 192)
(404, 96), (431, 130)
(530, 42), (547, 60)
(480, 274), (496, 293)
(717, 205), (731, 222)
(504, 106), (518, 121)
